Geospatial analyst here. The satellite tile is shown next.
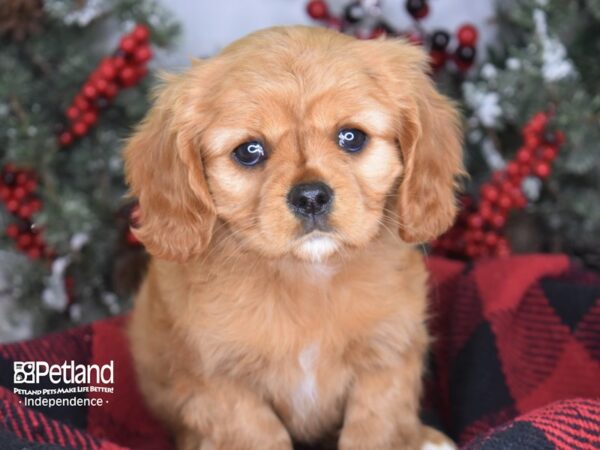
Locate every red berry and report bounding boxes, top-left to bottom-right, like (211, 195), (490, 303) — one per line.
(472, 230), (484, 242)
(30, 199), (42, 212)
(457, 24), (478, 46)
(99, 58), (117, 80)
(82, 111), (98, 126)
(406, 0), (429, 19)
(58, 131), (74, 147)
(481, 185), (499, 203)
(6, 199), (19, 213)
(529, 112), (549, 133)
(17, 233), (32, 249)
(467, 214), (484, 229)
(501, 179), (517, 192)
(13, 186), (26, 200)
(72, 121), (88, 137)
(430, 50), (447, 70)
(306, 0), (329, 19)
(466, 243), (480, 258)
(134, 46), (152, 64)
(18, 204), (32, 219)
(74, 96), (91, 111)
(534, 162), (551, 178)
(100, 64), (117, 81)
(484, 232), (499, 247)
(132, 24), (150, 43)
(104, 82), (119, 99)
(16, 172), (28, 185)
(66, 106), (80, 121)
(6, 224), (19, 239)
(94, 78), (108, 94)
(506, 162), (520, 178)
(113, 56), (126, 70)
(479, 202), (493, 220)
(498, 194), (512, 210)
(514, 193), (527, 209)
(497, 245), (510, 257)
(541, 146), (558, 162)
(491, 214), (506, 229)
(554, 130), (566, 145)
(120, 36), (137, 54)
(517, 149), (532, 164)
(27, 247), (41, 260)
(0, 186), (11, 201)
(119, 66), (138, 87)
(519, 165), (531, 176)
(524, 133), (540, 149)
(82, 84), (98, 100)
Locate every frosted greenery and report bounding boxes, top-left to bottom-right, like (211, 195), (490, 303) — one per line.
(460, 0), (600, 269)
(0, 0), (178, 341)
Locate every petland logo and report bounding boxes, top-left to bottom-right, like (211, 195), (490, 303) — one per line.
(14, 361), (114, 385)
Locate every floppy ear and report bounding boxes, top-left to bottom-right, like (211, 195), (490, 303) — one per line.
(124, 74), (216, 261)
(384, 43), (465, 243)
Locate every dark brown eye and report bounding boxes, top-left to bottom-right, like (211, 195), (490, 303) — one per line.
(232, 141), (267, 167)
(337, 128), (367, 153)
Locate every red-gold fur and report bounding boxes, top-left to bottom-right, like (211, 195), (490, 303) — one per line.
(125, 27), (464, 450)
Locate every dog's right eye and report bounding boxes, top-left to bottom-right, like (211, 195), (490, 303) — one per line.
(232, 141), (267, 167)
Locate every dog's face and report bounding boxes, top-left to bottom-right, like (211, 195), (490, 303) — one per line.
(125, 27), (463, 262)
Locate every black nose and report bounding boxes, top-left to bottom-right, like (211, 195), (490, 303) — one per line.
(287, 182), (334, 218)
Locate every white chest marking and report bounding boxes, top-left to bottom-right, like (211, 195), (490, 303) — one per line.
(292, 343), (319, 416)
(421, 442), (457, 450)
(298, 236), (338, 262)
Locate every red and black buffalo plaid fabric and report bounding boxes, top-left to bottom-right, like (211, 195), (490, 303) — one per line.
(0, 254), (599, 449)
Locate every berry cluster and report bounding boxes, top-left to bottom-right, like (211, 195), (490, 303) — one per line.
(429, 24), (478, 72)
(433, 112), (565, 259)
(58, 24), (153, 147)
(306, 0), (478, 72)
(0, 164), (51, 260)
(405, 0), (429, 19)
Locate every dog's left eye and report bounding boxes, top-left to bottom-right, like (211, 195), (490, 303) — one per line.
(337, 128), (367, 153)
(232, 141), (267, 167)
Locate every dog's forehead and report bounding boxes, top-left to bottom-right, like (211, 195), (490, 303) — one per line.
(206, 49), (388, 123)
(214, 29), (378, 95)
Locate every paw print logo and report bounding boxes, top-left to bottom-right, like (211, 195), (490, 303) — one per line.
(13, 361), (35, 384)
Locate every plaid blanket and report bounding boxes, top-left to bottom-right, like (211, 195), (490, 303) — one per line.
(0, 255), (599, 449)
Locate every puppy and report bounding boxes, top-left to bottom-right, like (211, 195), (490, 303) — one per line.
(125, 26), (463, 450)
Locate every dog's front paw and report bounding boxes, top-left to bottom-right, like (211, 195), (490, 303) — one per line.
(198, 440), (292, 450)
(339, 426), (420, 450)
(182, 433), (293, 450)
(418, 426), (457, 450)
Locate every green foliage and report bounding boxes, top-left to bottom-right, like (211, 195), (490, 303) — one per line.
(462, 0), (600, 269)
(0, 0), (178, 341)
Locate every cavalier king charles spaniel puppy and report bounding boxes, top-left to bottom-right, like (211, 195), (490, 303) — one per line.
(125, 26), (463, 450)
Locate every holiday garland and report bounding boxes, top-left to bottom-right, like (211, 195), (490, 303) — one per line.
(306, 0), (479, 72)
(58, 24), (152, 147)
(1, 24), (150, 262)
(433, 112), (565, 258)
